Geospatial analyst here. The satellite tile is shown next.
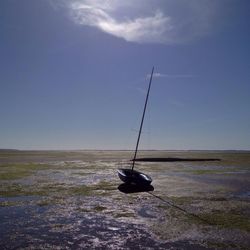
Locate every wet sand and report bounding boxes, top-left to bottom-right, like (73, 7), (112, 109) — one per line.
(0, 150), (250, 249)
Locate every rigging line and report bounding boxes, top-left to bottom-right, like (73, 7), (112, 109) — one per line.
(147, 192), (213, 226)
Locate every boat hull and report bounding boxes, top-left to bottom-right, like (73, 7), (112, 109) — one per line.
(117, 168), (152, 186)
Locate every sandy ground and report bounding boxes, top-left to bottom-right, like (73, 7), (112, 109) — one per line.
(0, 150), (250, 249)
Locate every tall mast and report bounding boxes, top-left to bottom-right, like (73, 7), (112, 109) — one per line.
(132, 67), (154, 171)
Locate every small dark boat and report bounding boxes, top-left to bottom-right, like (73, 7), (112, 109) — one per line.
(118, 67), (154, 186)
(117, 168), (152, 186)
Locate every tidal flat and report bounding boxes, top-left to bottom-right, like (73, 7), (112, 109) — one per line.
(0, 150), (250, 249)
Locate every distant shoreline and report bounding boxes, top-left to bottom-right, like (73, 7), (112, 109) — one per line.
(0, 149), (250, 153)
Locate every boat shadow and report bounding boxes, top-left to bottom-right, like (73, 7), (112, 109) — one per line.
(118, 183), (154, 194)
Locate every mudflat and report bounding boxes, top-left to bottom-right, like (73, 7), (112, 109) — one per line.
(0, 150), (250, 249)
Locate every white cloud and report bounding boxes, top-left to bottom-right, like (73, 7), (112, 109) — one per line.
(54, 0), (226, 44)
(97, 11), (172, 44)
(69, 1), (172, 44)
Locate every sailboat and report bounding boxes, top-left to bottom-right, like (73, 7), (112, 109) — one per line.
(117, 67), (154, 186)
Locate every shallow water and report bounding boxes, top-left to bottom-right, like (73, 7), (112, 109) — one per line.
(0, 199), (215, 250)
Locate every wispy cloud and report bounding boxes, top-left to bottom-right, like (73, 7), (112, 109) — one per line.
(147, 72), (195, 79)
(53, 0), (226, 44)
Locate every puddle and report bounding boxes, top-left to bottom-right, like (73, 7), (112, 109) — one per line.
(137, 206), (157, 219)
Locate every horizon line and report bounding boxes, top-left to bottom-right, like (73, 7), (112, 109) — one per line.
(0, 148), (250, 152)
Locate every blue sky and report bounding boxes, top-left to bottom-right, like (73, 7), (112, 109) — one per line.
(0, 0), (250, 150)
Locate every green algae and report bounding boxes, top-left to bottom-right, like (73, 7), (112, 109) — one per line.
(0, 183), (25, 197)
(168, 196), (194, 205)
(200, 212), (250, 232)
(70, 181), (117, 196)
(77, 207), (91, 213)
(0, 163), (50, 180)
(206, 241), (247, 250)
(1, 180), (118, 198)
(0, 201), (19, 207)
(94, 205), (107, 212)
(155, 195), (250, 232)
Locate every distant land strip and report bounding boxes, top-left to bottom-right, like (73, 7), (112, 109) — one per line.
(133, 157), (221, 162)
